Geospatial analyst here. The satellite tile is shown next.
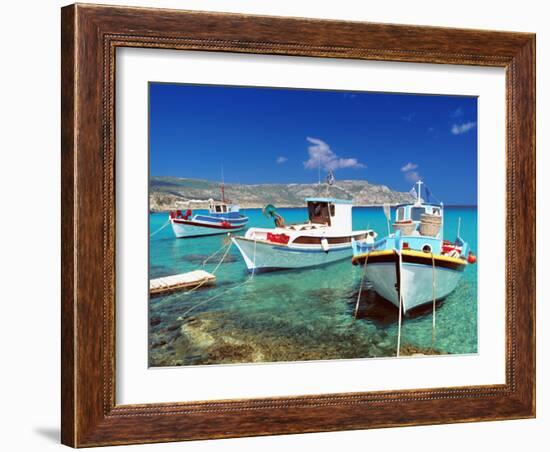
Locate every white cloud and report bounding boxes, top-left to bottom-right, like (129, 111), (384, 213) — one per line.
(401, 162), (418, 172)
(451, 121), (476, 135)
(404, 171), (420, 183)
(276, 156), (287, 164)
(402, 162), (420, 182)
(303, 137), (365, 171)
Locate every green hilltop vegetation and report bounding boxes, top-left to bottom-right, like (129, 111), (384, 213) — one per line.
(149, 176), (414, 212)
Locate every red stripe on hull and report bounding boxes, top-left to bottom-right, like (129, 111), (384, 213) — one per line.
(170, 219), (246, 230)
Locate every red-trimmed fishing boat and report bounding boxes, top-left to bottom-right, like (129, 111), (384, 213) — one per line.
(169, 183), (248, 238)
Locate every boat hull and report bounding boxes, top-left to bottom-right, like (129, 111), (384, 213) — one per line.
(353, 251), (466, 313)
(232, 237), (353, 271)
(170, 219), (246, 238)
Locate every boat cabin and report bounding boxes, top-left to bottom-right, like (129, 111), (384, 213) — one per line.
(210, 202), (230, 214)
(305, 198), (353, 232)
(391, 180), (444, 238)
(208, 199), (241, 217)
(395, 203), (443, 223)
(393, 202), (443, 237)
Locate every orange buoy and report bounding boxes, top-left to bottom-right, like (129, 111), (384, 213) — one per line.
(467, 251), (477, 264)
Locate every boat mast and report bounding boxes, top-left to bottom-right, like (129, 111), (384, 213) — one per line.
(220, 165), (226, 203)
(416, 179), (423, 205)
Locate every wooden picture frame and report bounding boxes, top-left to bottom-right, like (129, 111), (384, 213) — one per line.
(61, 3), (535, 447)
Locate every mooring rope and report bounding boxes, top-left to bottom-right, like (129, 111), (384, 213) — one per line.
(181, 236), (257, 320)
(180, 274), (254, 320)
(396, 249), (404, 358)
(201, 241), (229, 267)
(152, 241), (234, 309)
(150, 220), (171, 237)
(182, 242), (233, 297)
(354, 253), (369, 319)
(431, 252), (437, 350)
(252, 237), (257, 278)
(211, 242), (233, 275)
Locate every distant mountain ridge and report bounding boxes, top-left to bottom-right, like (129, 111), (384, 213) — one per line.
(149, 176), (415, 212)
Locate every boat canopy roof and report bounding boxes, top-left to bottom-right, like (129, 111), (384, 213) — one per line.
(304, 197), (353, 205)
(395, 202), (442, 208)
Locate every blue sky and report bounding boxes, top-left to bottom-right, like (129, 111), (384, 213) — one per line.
(149, 83), (478, 204)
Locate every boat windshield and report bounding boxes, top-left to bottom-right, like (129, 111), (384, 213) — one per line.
(411, 206), (425, 221)
(396, 207), (405, 221)
(307, 202), (332, 226)
(213, 204), (227, 213)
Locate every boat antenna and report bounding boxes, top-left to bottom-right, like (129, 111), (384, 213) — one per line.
(383, 203), (391, 235)
(440, 201), (444, 239)
(326, 170), (335, 197)
(220, 164), (226, 203)
(318, 154), (321, 195)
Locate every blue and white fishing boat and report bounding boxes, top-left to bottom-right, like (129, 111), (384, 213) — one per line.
(169, 182), (248, 238)
(351, 180), (476, 314)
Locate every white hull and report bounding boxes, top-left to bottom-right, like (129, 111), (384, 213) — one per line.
(170, 221), (245, 238)
(232, 237), (353, 271)
(366, 262), (464, 313)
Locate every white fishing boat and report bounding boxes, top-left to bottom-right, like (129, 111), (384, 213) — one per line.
(232, 197), (376, 272)
(169, 180), (248, 238)
(351, 180), (476, 314)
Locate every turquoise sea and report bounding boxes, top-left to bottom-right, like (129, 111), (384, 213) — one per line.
(149, 206), (478, 366)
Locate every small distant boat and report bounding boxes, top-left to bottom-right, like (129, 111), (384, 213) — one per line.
(169, 180), (248, 238)
(232, 197), (376, 272)
(351, 180), (476, 314)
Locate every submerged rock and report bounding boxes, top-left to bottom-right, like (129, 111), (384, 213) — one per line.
(151, 338), (167, 348)
(204, 342), (258, 364)
(150, 297), (450, 366)
(399, 344), (445, 356)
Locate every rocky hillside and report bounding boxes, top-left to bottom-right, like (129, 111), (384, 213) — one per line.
(149, 177), (414, 212)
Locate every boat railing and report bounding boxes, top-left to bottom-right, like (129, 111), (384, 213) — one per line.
(352, 230), (458, 256)
(454, 235), (469, 258)
(352, 236), (390, 255)
(248, 230), (266, 241)
(286, 223), (324, 231)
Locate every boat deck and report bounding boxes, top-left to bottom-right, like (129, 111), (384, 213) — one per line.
(149, 270), (216, 296)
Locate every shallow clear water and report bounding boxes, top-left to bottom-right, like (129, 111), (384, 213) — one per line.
(149, 206), (478, 366)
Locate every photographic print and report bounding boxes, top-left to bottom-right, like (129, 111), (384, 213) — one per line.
(148, 83), (478, 367)
(61, 6), (536, 444)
